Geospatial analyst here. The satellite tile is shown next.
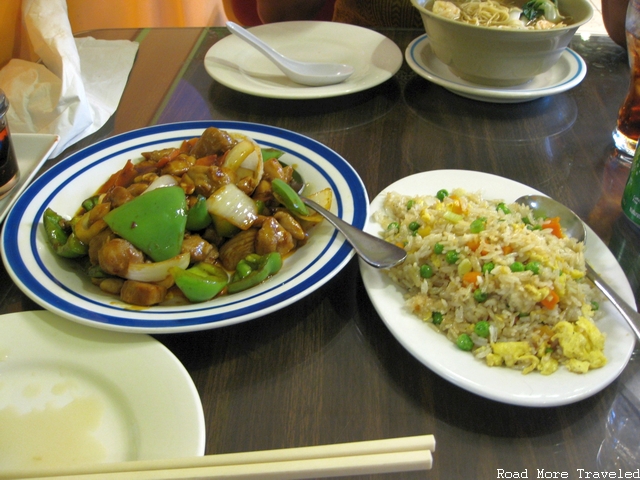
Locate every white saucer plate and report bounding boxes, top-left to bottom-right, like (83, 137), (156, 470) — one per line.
(0, 310), (205, 471)
(405, 34), (587, 103)
(205, 21), (403, 99)
(1, 121), (366, 333)
(0, 133), (59, 223)
(360, 170), (635, 407)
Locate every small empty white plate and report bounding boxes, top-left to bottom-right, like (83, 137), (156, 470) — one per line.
(0, 133), (59, 223)
(405, 34), (587, 103)
(0, 310), (205, 472)
(205, 21), (403, 99)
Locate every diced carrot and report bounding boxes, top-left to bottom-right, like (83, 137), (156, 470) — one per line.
(542, 217), (563, 238)
(541, 289), (560, 310)
(466, 238), (480, 252)
(462, 271), (482, 286)
(502, 245), (513, 255)
(155, 147), (181, 169)
(395, 242), (405, 249)
(97, 159), (137, 193)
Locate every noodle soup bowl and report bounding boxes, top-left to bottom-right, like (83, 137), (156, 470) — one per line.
(411, 0), (593, 86)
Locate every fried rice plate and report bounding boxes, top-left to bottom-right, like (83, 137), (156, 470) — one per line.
(373, 188), (606, 375)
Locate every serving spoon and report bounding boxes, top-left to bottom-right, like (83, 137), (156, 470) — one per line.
(300, 197), (407, 269)
(515, 194), (640, 341)
(226, 21), (355, 87)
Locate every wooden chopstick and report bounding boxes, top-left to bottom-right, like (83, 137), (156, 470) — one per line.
(5, 435), (435, 480)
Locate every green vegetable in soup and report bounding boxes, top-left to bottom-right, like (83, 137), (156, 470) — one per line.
(522, 0), (561, 23)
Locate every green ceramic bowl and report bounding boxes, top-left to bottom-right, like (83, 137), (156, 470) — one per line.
(411, 0), (593, 86)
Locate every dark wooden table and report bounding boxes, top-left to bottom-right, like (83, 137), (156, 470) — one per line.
(2, 27), (639, 479)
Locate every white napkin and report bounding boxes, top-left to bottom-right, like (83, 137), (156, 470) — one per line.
(0, 0), (139, 158)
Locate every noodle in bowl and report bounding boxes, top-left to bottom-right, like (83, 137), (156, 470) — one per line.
(411, 0), (593, 86)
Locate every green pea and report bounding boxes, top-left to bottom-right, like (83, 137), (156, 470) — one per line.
(436, 189), (449, 201)
(510, 262), (525, 272)
(473, 288), (488, 303)
(406, 200), (415, 210)
(474, 321), (490, 338)
(496, 202), (511, 215)
(481, 262), (495, 274)
(420, 264), (434, 279)
(432, 312), (443, 325)
(525, 261), (541, 274)
(409, 221), (420, 231)
(387, 222), (399, 231)
(456, 333), (474, 351)
(445, 250), (459, 264)
(591, 301), (600, 311)
(434, 242), (444, 254)
(469, 217), (486, 234)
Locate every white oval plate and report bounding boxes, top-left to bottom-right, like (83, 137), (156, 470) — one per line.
(405, 34), (587, 103)
(360, 170), (635, 407)
(205, 21), (403, 99)
(1, 121), (367, 333)
(0, 310), (204, 471)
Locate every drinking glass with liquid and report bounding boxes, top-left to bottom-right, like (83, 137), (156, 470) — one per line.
(614, 0), (640, 160)
(0, 89), (19, 200)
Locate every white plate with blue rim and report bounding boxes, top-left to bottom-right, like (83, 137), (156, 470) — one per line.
(405, 34), (587, 103)
(1, 121), (367, 333)
(360, 170), (635, 407)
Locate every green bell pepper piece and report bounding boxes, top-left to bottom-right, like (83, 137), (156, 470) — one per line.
(261, 148), (285, 162)
(103, 186), (187, 262)
(227, 252), (282, 294)
(81, 195), (101, 212)
(186, 195), (212, 231)
(271, 178), (309, 217)
(43, 208), (88, 258)
(170, 263), (228, 303)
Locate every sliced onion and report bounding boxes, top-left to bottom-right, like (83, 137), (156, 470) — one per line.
(223, 140), (255, 171)
(125, 252), (190, 282)
(295, 188), (333, 224)
(144, 174), (178, 194)
(206, 184), (258, 230)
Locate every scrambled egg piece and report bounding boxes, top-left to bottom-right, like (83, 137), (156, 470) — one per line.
(552, 317), (607, 373)
(485, 315), (606, 375)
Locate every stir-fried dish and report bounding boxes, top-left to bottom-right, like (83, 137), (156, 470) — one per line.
(43, 127), (332, 306)
(432, 0), (566, 29)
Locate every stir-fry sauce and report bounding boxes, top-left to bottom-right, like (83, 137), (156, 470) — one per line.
(43, 127), (332, 306)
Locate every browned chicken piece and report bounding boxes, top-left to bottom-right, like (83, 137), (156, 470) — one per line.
(256, 217), (295, 256)
(181, 234), (219, 263)
(140, 147), (176, 163)
(120, 280), (167, 306)
(127, 183), (149, 197)
(189, 127), (236, 159)
(161, 154), (195, 177)
(98, 238), (146, 277)
(262, 158), (293, 183)
(98, 277), (125, 295)
(88, 229), (116, 265)
(273, 211), (306, 241)
(183, 165), (236, 198)
(251, 179), (275, 205)
(104, 186), (133, 208)
(219, 228), (258, 271)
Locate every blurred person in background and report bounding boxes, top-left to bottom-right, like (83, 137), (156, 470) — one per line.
(251, 0), (423, 28)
